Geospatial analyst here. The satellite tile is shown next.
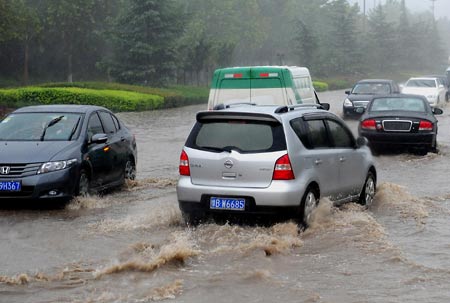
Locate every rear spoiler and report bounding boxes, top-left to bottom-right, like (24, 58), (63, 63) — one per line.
(197, 111), (280, 123)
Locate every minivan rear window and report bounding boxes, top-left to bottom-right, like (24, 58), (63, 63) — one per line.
(186, 120), (286, 153)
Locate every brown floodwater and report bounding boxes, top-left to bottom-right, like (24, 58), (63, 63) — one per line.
(1, 91), (450, 303)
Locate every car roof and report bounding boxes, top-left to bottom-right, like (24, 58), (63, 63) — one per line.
(357, 79), (394, 83)
(12, 104), (109, 114)
(407, 77), (437, 81)
(369, 93), (428, 102)
(197, 104), (330, 123)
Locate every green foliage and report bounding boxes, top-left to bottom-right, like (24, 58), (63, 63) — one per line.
(312, 81), (328, 92)
(0, 87), (165, 112)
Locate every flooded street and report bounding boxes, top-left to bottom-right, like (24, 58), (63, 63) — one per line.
(2, 90), (450, 303)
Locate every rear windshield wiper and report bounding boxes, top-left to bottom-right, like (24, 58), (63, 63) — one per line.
(199, 146), (237, 153)
(40, 115), (64, 141)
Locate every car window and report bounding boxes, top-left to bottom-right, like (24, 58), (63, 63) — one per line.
(186, 119), (286, 153)
(111, 114), (121, 131)
(352, 83), (391, 94)
(304, 119), (329, 149)
(326, 119), (354, 148)
(370, 97), (426, 112)
(99, 111), (117, 134)
(406, 79), (436, 88)
(87, 112), (104, 140)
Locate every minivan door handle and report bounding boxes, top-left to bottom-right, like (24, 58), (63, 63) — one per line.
(314, 159), (322, 165)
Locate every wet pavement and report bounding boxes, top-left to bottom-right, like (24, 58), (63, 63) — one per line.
(1, 90), (450, 302)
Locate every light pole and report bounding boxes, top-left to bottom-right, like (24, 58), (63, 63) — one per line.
(430, 0), (437, 21)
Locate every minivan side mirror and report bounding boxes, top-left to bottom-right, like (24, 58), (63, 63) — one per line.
(90, 133), (108, 144)
(432, 107), (443, 115)
(356, 136), (369, 148)
(345, 90), (351, 95)
(319, 103), (330, 111)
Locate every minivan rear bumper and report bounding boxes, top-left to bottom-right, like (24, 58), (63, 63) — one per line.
(176, 176), (308, 211)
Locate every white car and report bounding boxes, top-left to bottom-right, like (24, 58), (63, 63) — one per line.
(402, 77), (447, 107)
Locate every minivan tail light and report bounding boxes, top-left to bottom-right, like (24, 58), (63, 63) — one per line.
(419, 120), (433, 131)
(361, 119), (376, 130)
(273, 154), (295, 180)
(179, 150), (190, 176)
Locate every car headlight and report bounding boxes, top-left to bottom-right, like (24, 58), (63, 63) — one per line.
(37, 159), (77, 174)
(343, 98), (353, 107)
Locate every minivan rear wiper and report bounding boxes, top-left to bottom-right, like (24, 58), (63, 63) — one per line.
(40, 115), (64, 141)
(200, 146), (237, 153)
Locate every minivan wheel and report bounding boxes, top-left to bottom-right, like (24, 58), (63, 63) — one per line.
(358, 172), (376, 207)
(77, 169), (90, 197)
(181, 210), (204, 226)
(299, 187), (319, 227)
(124, 159), (136, 180)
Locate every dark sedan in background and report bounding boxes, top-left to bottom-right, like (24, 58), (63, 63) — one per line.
(0, 105), (137, 201)
(343, 79), (400, 118)
(358, 94), (443, 155)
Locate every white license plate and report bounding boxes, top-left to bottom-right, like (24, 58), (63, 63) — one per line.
(0, 181), (22, 192)
(210, 197), (245, 211)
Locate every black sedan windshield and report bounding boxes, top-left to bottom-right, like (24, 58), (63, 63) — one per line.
(352, 83), (391, 94)
(0, 112), (83, 141)
(370, 97), (426, 112)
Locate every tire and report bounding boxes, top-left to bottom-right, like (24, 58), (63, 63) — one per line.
(299, 186), (319, 227)
(358, 172), (376, 207)
(181, 210), (204, 226)
(76, 169), (90, 197)
(124, 159), (136, 180)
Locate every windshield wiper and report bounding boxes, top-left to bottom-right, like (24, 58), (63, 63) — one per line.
(40, 115), (64, 141)
(200, 146), (240, 153)
(68, 116), (81, 141)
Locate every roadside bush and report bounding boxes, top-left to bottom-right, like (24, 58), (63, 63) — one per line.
(312, 81), (329, 92)
(0, 87), (164, 112)
(38, 82), (209, 108)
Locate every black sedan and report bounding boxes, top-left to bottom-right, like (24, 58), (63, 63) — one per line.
(0, 105), (137, 200)
(343, 79), (400, 118)
(358, 94), (443, 155)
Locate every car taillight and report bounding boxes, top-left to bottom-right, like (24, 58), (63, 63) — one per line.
(273, 154), (295, 180)
(361, 119), (376, 130)
(419, 120), (433, 131)
(179, 150), (190, 176)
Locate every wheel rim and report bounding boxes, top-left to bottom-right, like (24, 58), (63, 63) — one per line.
(125, 160), (136, 180)
(79, 173), (89, 196)
(304, 191), (317, 223)
(364, 177), (375, 207)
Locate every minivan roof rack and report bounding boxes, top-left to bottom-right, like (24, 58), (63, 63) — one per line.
(213, 102), (257, 110)
(274, 103), (326, 114)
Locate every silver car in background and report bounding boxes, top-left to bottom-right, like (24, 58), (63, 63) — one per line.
(177, 104), (377, 225)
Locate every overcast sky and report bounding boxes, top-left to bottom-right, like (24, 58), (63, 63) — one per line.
(349, 0), (450, 19)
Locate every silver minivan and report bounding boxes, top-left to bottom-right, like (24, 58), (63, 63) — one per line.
(177, 104), (376, 225)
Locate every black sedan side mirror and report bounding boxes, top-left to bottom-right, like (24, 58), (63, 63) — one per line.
(319, 103), (330, 111)
(345, 90), (351, 95)
(356, 136), (369, 148)
(90, 133), (108, 144)
(432, 107), (443, 115)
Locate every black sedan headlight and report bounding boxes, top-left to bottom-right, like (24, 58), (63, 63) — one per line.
(37, 159), (77, 174)
(343, 98), (353, 107)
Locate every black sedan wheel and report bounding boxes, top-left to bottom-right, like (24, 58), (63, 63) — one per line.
(77, 169), (90, 196)
(124, 159), (136, 180)
(359, 172), (376, 207)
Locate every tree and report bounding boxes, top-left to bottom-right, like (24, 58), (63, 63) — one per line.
(45, 0), (101, 82)
(108, 0), (183, 86)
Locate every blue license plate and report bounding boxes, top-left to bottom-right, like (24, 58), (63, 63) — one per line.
(0, 181), (21, 192)
(210, 197), (245, 211)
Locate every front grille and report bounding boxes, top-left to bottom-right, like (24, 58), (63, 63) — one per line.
(382, 120), (412, 132)
(353, 101), (369, 107)
(0, 163), (42, 179)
